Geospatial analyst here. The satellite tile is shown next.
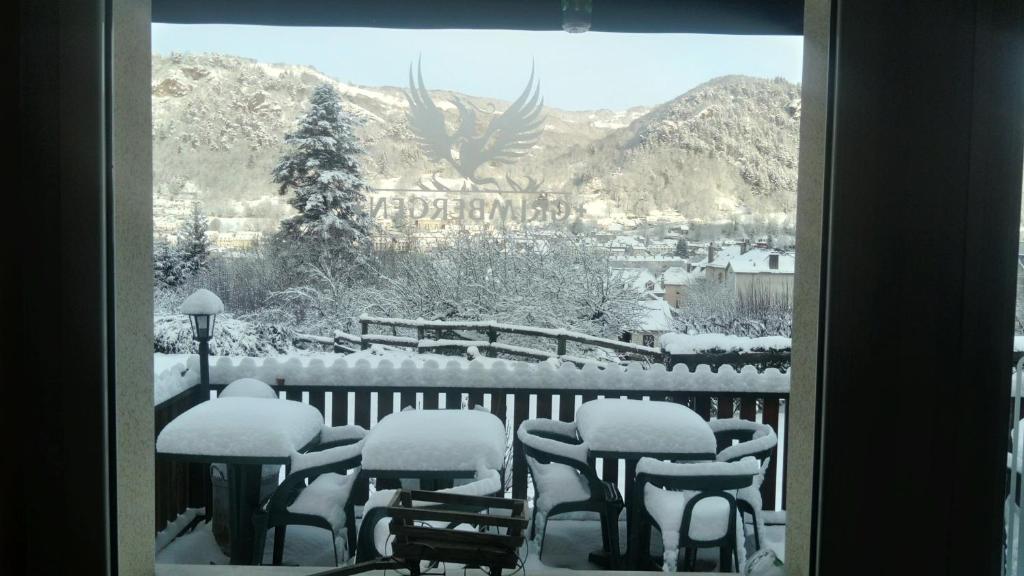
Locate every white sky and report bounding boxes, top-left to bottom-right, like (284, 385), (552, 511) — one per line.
(153, 25), (803, 111)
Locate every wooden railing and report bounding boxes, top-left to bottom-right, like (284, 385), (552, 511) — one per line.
(154, 368), (790, 536)
(295, 316), (664, 366)
(154, 385), (210, 535)
(294, 317), (797, 373)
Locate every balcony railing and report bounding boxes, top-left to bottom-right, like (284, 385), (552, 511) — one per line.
(153, 353), (790, 536)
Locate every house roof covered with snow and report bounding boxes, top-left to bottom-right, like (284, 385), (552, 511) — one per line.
(637, 299), (674, 332)
(726, 249), (795, 275)
(705, 244), (745, 269)
(614, 268), (659, 292)
(610, 235), (645, 248)
(662, 266), (700, 286)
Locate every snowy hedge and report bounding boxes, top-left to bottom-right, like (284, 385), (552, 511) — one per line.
(659, 333), (791, 355)
(153, 313), (295, 356)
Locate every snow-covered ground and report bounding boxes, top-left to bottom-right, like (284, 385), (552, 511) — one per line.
(157, 512), (785, 571)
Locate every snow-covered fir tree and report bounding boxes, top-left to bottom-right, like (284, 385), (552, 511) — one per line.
(272, 83), (370, 251)
(153, 241), (187, 287)
(178, 201), (211, 276)
(675, 237), (689, 258)
(153, 202), (211, 287)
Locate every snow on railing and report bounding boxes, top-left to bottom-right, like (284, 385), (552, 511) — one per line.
(660, 333), (792, 355)
(154, 356), (200, 405)
(200, 353), (790, 393)
(356, 314), (662, 358)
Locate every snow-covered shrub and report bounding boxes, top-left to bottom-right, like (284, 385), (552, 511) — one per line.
(674, 278), (791, 337)
(153, 313), (294, 356)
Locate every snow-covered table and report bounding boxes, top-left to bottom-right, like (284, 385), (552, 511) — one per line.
(361, 409), (506, 486)
(156, 397), (324, 565)
(575, 398), (717, 569)
(576, 398), (717, 459)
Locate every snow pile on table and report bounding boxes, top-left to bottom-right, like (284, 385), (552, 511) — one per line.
(202, 353), (790, 393)
(360, 409), (506, 472)
(660, 333), (791, 355)
(156, 397), (324, 458)
(154, 354), (199, 405)
(576, 399), (717, 455)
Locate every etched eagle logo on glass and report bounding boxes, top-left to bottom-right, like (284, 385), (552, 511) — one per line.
(406, 58), (545, 192)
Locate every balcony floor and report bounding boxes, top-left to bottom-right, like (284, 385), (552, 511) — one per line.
(156, 513), (785, 572)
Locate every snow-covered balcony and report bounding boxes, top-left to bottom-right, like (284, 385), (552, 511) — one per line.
(153, 340), (790, 572)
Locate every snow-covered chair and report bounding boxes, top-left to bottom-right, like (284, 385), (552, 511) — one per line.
(355, 468), (503, 563)
(632, 457), (760, 573)
(252, 425), (367, 566)
(220, 378), (279, 399)
(517, 418), (623, 568)
(708, 419), (778, 550)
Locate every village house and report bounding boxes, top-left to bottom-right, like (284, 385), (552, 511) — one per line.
(726, 248), (796, 308)
(661, 265), (701, 308)
(623, 298), (674, 347)
(691, 242), (744, 281)
(609, 254), (688, 276)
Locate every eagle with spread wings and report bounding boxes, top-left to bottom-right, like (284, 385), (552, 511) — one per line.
(405, 58), (545, 188)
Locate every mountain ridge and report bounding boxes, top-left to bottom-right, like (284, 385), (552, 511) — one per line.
(152, 52), (800, 223)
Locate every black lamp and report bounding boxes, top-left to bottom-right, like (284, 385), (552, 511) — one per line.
(180, 289), (224, 397)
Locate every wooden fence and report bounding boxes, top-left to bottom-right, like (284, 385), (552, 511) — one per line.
(294, 316), (665, 366)
(154, 371), (790, 536)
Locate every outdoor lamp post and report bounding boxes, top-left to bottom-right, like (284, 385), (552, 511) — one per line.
(180, 288), (224, 397)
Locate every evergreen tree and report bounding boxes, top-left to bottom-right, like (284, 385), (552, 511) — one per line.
(178, 201), (211, 276)
(273, 83), (370, 251)
(675, 237), (689, 258)
(153, 203), (210, 287)
(153, 240), (186, 287)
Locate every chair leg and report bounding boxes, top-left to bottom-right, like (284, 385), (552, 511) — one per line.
(272, 525), (287, 565)
(633, 516), (651, 570)
(252, 513), (269, 565)
(605, 506), (621, 569)
(331, 531), (340, 566)
(530, 507), (537, 540)
(536, 517), (547, 563)
(719, 543), (733, 573)
(681, 547), (693, 571)
(345, 502), (357, 562)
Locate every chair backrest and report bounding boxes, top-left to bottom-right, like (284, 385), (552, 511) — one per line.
(220, 378), (278, 399)
(635, 457), (759, 492)
(318, 424), (368, 449)
(635, 457), (759, 546)
(709, 419), (778, 474)
(516, 418), (603, 494)
(266, 438), (365, 515)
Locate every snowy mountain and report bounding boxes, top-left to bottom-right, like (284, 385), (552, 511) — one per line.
(152, 52), (800, 221)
